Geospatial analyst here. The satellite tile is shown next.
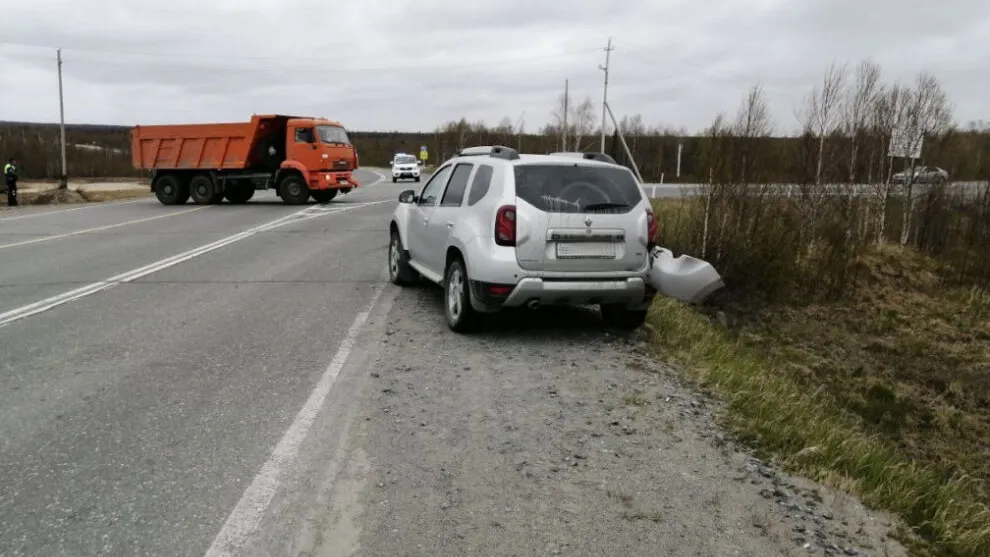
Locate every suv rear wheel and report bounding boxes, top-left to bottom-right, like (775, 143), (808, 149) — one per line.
(444, 257), (477, 332)
(600, 304), (648, 330)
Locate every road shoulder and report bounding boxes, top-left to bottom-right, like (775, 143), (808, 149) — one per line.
(298, 286), (907, 557)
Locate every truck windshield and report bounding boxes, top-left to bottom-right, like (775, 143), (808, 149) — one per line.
(317, 125), (350, 145)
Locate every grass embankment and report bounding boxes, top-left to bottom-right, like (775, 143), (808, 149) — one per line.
(646, 192), (990, 557)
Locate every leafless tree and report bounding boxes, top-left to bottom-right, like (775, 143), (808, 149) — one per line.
(619, 113), (646, 151)
(700, 112), (729, 259)
(571, 97), (596, 151)
(843, 59), (881, 184)
(493, 116), (514, 144)
(868, 83), (907, 244)
(898, 71), (952, 245)
(549, 91), (570, 150)
(733, 84), (773, 186)
(801, 62), (848, 187)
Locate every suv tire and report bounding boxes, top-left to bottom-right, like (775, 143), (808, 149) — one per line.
(388, 231), (419, 286)
(444, 257), (477, 333)
(600, 304), (648, 330)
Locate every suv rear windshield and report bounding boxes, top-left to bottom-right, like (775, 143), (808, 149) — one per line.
(513, 164), (642, 214)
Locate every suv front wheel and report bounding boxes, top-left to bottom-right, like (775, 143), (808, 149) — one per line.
(444, 257), (477, 332)
(600, 304), (648, 330)
(388, 231), (418, 285)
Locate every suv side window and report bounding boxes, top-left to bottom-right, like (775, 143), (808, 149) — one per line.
(418, 165), (452, 206)
(440, 163), (473, 207)
(466, 164), (493, 206)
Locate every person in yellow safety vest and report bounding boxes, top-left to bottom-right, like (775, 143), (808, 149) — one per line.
(4, 158), (18, 207)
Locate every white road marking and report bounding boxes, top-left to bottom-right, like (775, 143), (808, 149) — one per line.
(203, 285), (385, 557)
(0, 198), (145, 222)
(0, 205), (210, 250)
(0, 200), (390, 328)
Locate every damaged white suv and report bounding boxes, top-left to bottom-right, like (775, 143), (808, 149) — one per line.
(387, 145), (659, 332)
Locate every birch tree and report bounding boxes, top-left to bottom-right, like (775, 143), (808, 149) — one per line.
(843, 59), (881, 185)
(898, 72), (952, 245)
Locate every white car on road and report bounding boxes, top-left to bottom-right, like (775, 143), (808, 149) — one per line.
(387, 145), (659, 332)
(391, 154), (421, 182)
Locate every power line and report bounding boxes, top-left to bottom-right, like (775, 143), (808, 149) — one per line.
(0, 37), (604, 65)
(0, 46), (604, 75)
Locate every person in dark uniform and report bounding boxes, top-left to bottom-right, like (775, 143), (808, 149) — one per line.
(3, 158), (18, 206)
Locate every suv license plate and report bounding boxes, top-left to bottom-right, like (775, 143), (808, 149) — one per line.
(556, 242), (616, 259)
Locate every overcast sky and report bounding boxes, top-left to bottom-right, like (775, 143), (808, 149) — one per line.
(1, 0), (987, 134)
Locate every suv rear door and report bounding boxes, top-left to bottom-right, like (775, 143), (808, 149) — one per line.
(512, 162), (649, 274)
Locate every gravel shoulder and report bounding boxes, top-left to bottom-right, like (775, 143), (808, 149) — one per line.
(299, 284), (908, 557)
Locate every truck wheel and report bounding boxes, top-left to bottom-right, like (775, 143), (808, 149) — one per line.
(154, 175), (189, 205)
(190, 175), (218, 205)
(600, 304), (648, 330)
(280, 176), (310, 205)
(311, 190), (337, 204)
(225, 185), (254, 204)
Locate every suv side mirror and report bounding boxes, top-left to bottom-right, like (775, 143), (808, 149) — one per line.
(389, 160), (395, 166)
(398, 190), (417, 204)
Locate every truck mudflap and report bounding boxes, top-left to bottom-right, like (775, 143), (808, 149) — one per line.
(648, 247), (725, 304)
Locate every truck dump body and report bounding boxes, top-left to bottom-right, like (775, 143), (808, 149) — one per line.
(132, 121), (259, 171)
(131, 115), (298, 171)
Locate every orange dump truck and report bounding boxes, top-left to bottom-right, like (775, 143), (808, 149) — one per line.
(131, 114), (360, 205)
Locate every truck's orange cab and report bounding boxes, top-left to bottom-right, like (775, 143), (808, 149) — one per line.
(284, 118), (359, 190)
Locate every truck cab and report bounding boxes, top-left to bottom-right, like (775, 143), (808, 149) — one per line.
(282, 118), (359, 191)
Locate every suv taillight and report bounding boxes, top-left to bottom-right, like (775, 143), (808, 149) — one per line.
(646, 208), (658, 249)
(495, 205), (516, 246)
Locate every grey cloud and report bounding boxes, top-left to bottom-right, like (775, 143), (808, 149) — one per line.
(1, 0), (988, 133)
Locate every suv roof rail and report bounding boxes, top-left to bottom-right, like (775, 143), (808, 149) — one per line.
(550, 151), (618, 165)
(456, 145), (521, 161)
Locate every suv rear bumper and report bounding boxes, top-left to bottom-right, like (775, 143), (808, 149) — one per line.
(501, 277), (650, 309)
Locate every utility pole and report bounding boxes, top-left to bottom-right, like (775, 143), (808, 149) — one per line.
(562, 79), (569, 152)
(676, 142), (683, 178)
(598, 37), (613, 154)
(57, 48), (68, 190)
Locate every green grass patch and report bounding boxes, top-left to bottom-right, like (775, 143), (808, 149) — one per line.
(645, 295), (990, 556)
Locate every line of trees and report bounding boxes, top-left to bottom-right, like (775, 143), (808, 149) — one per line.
(2, 61), (989, 186)
(654, 58), (990, 303)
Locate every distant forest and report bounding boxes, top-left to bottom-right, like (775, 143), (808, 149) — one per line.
(2, 116), (989, 184)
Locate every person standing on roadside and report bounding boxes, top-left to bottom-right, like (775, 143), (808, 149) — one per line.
(4, 158), (18, 206)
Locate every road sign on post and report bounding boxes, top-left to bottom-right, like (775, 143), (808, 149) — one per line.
(889, 127), (923, 160)
(419, 145), (428, 163)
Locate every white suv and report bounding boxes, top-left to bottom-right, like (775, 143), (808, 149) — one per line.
(391, 154), (421, 182)
(387, 145), (658, 332)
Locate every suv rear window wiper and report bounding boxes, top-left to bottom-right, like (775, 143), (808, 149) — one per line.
(582, 202), (631, 211)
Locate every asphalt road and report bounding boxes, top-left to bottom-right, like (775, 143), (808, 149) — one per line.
(0, 167), (905, 557)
